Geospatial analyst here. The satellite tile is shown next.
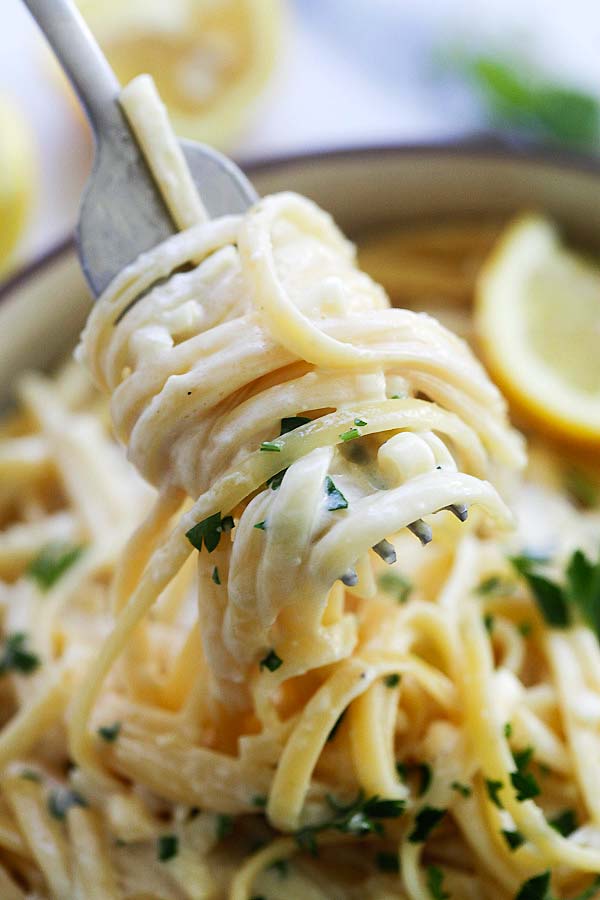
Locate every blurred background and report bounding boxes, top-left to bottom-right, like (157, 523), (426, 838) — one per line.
(1, 0), (600, 279)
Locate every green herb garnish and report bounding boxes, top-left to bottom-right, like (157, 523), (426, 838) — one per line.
(157, 834), (178, 861)
(97, 722), (121, 743)
(450, 781), (471, 798)
(511, 769), (540, 802)
(504, 722), (513, 739)
(509, 554), (569, 627)
(216, 814), (233, 840)
(378, 571), (412, 604)
(397, 762), (432, 797)
(502, 828), (526, 850)
(20, 769), (42, 782)
(339, 428), (361, 442)
(260, 650), (283, 672)
(186, 512), (233, 553)
(254, 520), (267, 530)
(384, 673), (401, 689)
(484, 613), (495, 633)
(251, 794), (267, 809)
(0, 633), (40, 676)
(408, 806), (446, 843)
(260, 441), (282, 452)
(48, 789), (87, 821)
(266, 469), (287, 490)
(27, 542), (84, 591)
(515, 870), (552, 900)
(485, 778), (504, 809)
(426, 865), (449, 900)
(476, 574), (514, 596)
(294, 793), (404, 856)
(325, 476), (348, 511)
(211, 566), (221, 585)
(354, 418), (367, 427)
(548, 808), (577, 837)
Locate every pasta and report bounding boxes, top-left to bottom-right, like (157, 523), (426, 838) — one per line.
(1, 76), (600, 899)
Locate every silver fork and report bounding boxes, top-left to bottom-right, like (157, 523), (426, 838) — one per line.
(22, 0), (258, 298)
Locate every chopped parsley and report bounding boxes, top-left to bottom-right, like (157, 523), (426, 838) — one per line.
(378, 571), (412, 604)
(27, 542), (84, 591)
(548, 808), (577, 837)
(254, 520), (267, 530)
(157, 834), (178, 861)
(375, 851), (399, 873)
(97, 722), (121, 743)
(0, 633), (40, 676)
(354, 418), (367, 427)
(476, 574), (514, 596)
(513, 746), (533, 772)
(485, 778), (504, 809)
(518, 621), (533, 637)
(216, 814), (233, 840)
(260, 650), (283, 672)
(294, 793), (404, 856)
(260, 441), (282, 452)
(20, 769), (42, 782)
(426, 865), (449, 900)
(511, 769), (540, 802)
(384, 673), (401, 688)
(251, 794), (267, 808)
(515, 871), (552, 900)
(186, 512), (234, 553)
(504, 722), (513, 739)
(484, 613), (495, 634)
(280, 416), (311, 435)
(211, 566), (221, 585)
(564, 467), (598, 509)
(325, 476), (348, 511)
(48, 789), (87, 820)
(339, 428), (361, 442)
(502, 828), (525, 850)
(450, 781), (472, 798)
(408, 806), (446, 843)
(397, 762), (432, 797)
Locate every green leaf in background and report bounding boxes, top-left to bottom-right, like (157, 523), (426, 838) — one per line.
(459, 55), (600, 147)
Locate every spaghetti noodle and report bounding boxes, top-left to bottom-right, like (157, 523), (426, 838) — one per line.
(0, 77), (599, 899)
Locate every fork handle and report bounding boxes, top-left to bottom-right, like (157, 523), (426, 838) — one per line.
(22, 0), (122, 137)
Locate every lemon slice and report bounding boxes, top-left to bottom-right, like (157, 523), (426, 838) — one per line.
(77, 0), (280, 148)
(0, 97), (35, 275)
(476, 214), (600, 448)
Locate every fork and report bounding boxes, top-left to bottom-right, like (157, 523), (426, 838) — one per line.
(22, 0), (258, 298)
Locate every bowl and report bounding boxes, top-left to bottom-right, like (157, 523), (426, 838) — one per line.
(1, 137), (600, 404)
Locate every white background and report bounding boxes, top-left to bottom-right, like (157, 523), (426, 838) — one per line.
(2, 0), (600, 265)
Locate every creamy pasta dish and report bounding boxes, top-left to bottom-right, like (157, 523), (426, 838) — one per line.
(1, 77), (600, 900)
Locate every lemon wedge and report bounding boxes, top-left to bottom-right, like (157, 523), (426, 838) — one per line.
(0, 97), (35, 275)
(77, 0), (280, 148)
(476, 214), (600, 448)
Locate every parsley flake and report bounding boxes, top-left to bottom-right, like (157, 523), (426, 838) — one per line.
(484, 613), (495, 633)
(450, 781), (472, 798)
(397, 762), (432, 797)
(260, 441), (282, 452)
(485, 778), (504, 809)
(549, 808), (577, 837)
(354, 417), (367, 427)
(477, 574), (514, 596)
(509, 554), (569, 627)
(27, 542), (84, 591)
(515, 871), (552, 900)
(502, 828), (526, 850)
(254, 520), (267, 530)
(378, 571), (412, 604)
(504, 722), (513, 739)
(0, 633), (40, 676)
(211, 566), (221, 585)
(408, 806), (446, 843)
(294, 793), (404, 856)
(325, 476), (348, 511)
(251, 794), (267, 808)
(48, 789), (87, 821)
(216, 814), (233, 840)
(260, 650), (283, 672)
(186, 512), (233, 553)
(339, 428), (361, 442)
(157, 834), (178, 861)
(426, 865), (449, 900)
(511, 769), (540, 802)
(384, 673), (401, 689)
(97, 722), (121, 743)
(266, 469), (287, 490)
